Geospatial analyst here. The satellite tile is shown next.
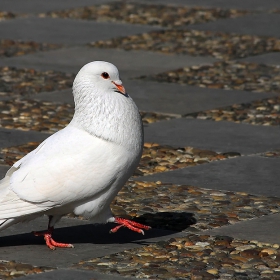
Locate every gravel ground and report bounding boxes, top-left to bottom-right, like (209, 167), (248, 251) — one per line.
(136, 143), (240, 177)
(185, 96), (280, 126)
(74, 234), (280, 279)
(0, 99), (73, 133)
(0, 40), (62, 58)
(91, 29), (280, 60)
(143, 61), (280, 94)
(111, 180), (280, 232)
(42, 2), (249, 28)
(0, 67), (74, 97)
(0, 260), (53, 280)
(0, 99), (176, 134)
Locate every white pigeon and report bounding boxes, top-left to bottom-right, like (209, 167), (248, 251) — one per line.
(0, 61), (150, 249)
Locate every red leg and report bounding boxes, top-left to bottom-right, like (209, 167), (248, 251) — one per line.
(110, 217), (151, 235)
(44, 233), (56, 250)
(33, 217), (74, 250)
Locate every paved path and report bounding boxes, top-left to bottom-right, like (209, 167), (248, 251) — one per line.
(0, 1), (280, 279)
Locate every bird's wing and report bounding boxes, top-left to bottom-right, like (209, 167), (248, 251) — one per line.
(0, 176), (51, 220)
(5, 125), (125, 216)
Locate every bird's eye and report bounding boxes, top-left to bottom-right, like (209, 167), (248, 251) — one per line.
(101, 72), (109, 79)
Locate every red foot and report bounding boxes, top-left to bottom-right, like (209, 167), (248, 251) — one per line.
(33, 227), (74, 250)
(110, 217), (151, 235)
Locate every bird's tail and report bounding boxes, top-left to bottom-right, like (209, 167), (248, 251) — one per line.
(0, 176), (17, 231)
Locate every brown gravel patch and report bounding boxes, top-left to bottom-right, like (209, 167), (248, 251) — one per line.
(0, 11), (16, 21)
(0, 67), (74, 97)
(74, 234), (280, 279)
(0, 260), (53, 280)
(111, 181), (280, 232)
(185, 96), (280, 126)
(0, 141), (240, 174)
(136, 143), (240, 177)
(0, 99), (73, 133)
(143, 61), (280, 94)
(91, 29), (280, 60)
(0, 99), (175, 133)
(0, 40), (62, 58)
(42, 2), (249, 28)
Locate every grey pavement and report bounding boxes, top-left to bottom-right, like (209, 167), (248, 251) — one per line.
(190, 13), (280, 37)
(138, 156), (280, 197)
(204, 213), (280, 244)
(0, 165), (9, 178)
(0, 0), (116, 13)
(0, 0), (280, 279)
(0, 17), (159, 44)
(0, 128), (48, 149)
(0, 46), (216, 78)
(20, 269), (139, 280)
(144, 118), (280, 154)
(239, 52), (280, 66)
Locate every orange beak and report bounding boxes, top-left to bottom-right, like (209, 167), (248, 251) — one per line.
(112, 81), (126, 95)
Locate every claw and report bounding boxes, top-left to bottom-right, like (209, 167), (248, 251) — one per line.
(109, 224), (123, 233)
(33, 227), (74, 250)
(110, 217), (151, 234)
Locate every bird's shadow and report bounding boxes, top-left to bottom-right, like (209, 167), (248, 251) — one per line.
(0, 212), (196, 248)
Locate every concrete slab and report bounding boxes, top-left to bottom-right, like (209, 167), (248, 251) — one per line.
(239, 52), (280, 66)
(0, 216), (180, 268)
(204, 213), (280, 244)
(138, 156), (280, 197)
(143, 118), (280, 154)
(127, 81), (277, 115)
(0, 165), (10, 178)
(34, 89), (74, 105)
(0, 46), (217, 78)
(130, 0), (280, 11)
(21, 269), (138, 280)
(0, 0), (114, 13)
(0, 17), (158, 44)
(0, 127), (48, 149)
(189, 13), (280, 38)
(34, 81), (278, 115)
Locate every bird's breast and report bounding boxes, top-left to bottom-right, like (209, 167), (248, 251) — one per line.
(72, 93), (143, 150)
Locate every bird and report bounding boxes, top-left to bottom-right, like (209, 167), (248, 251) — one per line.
(0, 61), (150, 249)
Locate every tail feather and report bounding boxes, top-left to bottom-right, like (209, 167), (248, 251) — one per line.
(0, 176), (18, 231)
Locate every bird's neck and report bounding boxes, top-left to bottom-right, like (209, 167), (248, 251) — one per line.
(70, 83), (143, 151)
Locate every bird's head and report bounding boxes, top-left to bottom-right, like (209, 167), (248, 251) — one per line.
(71, 61), (143, 147)
(73, 61), (128, 98)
